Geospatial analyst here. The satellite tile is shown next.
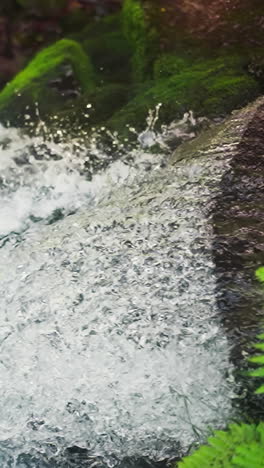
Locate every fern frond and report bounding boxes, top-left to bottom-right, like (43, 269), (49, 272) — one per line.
(254, 343), (264, 351)
(257, 334), (264, 340)
(178, 267), (264, 467)
(232, 439), (264, 467)
(178, 424), (264, 467)
(250, 355), (264, 365)
(255, 385), (264, 394)
(249, 334), (264, 394)
(255, 266), (264, 283)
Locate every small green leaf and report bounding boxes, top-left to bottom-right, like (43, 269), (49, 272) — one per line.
(250, 367), (264, 377)
(255, 266), (264, 283)
(257, 334), (264, 340)
(255, 385), (264, 394)
(254, 343), (264, 351)
(250, 355), (264, 364)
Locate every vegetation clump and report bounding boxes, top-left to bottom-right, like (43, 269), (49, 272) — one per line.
(0, 38), (95, 123)
(122, 0), (157, 83)
(0, 0), (263, 133)
(108, 56), (260, 133)
(177, 268), (264, 467)
(178, 423), (264, 467)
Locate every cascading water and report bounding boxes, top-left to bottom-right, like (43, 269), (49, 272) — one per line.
(0, 119), (236, 467)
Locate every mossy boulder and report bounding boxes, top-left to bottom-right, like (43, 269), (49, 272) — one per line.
(52, 83), (131, 130)
(0, 4), (262, 137)
(82, 83), (130, 124)
(82, 31), (131, 84)
(107, 56), (261, 134)
(122, 0), (157, 83)
(73, 13), (123, 43)
(70, 13), (132, 85)
(0, 39), (95, 125)
(153, 54), (191, 80)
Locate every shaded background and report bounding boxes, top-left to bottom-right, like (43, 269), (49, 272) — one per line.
(1, 0), (264, 89)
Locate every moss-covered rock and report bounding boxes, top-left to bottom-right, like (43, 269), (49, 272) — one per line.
(0, 38), (95, 125)
(122, 0), (157, 84)
(52, 83), (131, 129)
(82, 31), (131, 84)
(153, 54), (191, 81)
(70, 13), (132, 85)
(0, 3), (262, 138)
(122, 0), (146, 83)
(72, 13), (122, 43)
(107, 56), (261, 134)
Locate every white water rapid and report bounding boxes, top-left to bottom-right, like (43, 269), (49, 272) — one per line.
(0, 123), (235, 467)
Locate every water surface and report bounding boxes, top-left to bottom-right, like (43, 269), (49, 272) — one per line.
(0, 125), (235, 467)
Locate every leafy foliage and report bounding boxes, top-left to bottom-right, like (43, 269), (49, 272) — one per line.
(248, 331), (264, 394)
(255, 267), (264, 283)
(178, 266), (264, 467)
(249, 267), (264, 394)
(178, 423), (264, 467)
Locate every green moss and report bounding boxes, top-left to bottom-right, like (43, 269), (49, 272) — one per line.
(43, 82), (131, 135)
(88, 84), (130, 122)
(203, 75), (259, 115)
(153, 54), (190, 80)
(0, 39), (95, 124)
(72, 13), (122, 43)
(83, 31), (131, 84)
(108, 57), (260, 134)
(122, 0), (156, 83)
(70, 83), (131, 126)
(70, 13), (132, 85)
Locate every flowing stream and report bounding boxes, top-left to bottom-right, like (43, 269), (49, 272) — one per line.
(0, 122), (236, 467)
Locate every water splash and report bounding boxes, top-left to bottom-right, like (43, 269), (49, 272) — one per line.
(0, 120), (235, 467)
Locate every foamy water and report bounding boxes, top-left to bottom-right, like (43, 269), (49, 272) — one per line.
(0, 123), (235, 467)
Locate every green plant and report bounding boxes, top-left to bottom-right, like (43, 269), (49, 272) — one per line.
(256, 267), (264, 283)
(248, 267), (264, 394)
(0, 38), (94, 97)
(249, 333), (264, 395)
(0, 38), (95, 123)
(178, 423), (264, 467)
(177, 267), (264, 467)
(153, 54), (190, 80)
(122, 0), (147, 83)
(108, 58), (259, 133)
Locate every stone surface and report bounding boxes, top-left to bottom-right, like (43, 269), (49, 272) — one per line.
(172, 96), (264, 418)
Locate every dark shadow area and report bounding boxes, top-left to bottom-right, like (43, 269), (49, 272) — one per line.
(3, 448), (179, 468)
(212, 102), (264, 420)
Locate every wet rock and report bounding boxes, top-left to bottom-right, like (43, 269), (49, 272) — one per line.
(0, 38), (95, 126)
(107, 55), (260, 135)
(172, 95), (264, 419)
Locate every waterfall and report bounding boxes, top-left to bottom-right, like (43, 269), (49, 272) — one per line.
(0, 123), (235, 467)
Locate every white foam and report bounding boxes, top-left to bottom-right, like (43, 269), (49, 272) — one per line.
(0, 123), (235, 467)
